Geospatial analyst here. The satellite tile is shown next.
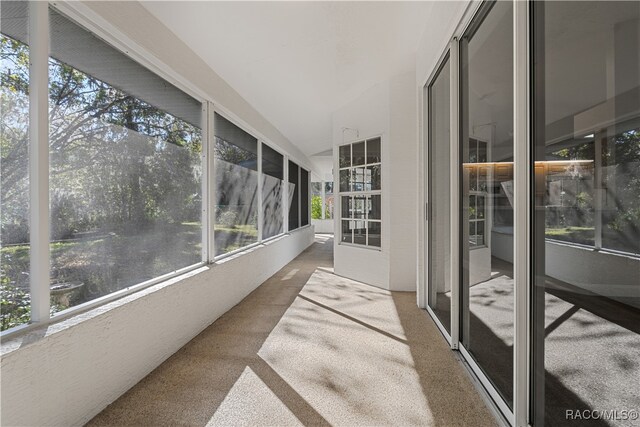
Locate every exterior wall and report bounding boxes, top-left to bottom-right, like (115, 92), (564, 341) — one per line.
(0, 228), (315, 427)
(389, 70), (419, 291)
(311, 219), (334, 234)
(332, 81), (391, 289)
(332, 69), (418, 291)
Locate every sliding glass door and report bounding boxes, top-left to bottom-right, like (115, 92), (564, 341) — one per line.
(422, 1), (640, 424)
(459, 0), (514, 409)
(427, 54), (452, 334)
(532, 2), (640, 425)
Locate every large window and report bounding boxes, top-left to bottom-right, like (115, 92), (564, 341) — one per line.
(325, 181), (334, 219)
(1, 1), (30, 331)
(214, 113), (258, 255)
(48, 8), (203, 313)
(532, 2), (640, 425)
(261, 143), (284, 240)
(288, 161), (299, 231)
(311, 181), (322, 220)
(338, 138), (381, 248)
(1, 4), (204, 328)
(300, 168), (309, 227)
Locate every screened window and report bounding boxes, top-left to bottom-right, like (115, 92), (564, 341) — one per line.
(214, 113), (258, 255)
(338, 138), (381, 248)
(311, 181), (322, 220)
(288, 161), (299, 231)
(300, 168), (309, 227)
(261, 143), (284, 240)
(46, 7), (203, 314)
(325, 181), (334, 219)
(1, 1), (30, 331)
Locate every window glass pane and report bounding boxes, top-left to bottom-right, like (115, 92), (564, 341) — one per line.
(469, 195), (477, 220)
(341, 220), (352, 243)
(300, 168), (309, 226)
(339, 169), (351, 192)
(368, 165), (381, 190)
(368, 222), (381, 247)
(532, 2), (640, 424)
(339, 144), (351, 168)
(311, 181), (322, 220)
(341, 196), (351, 219)
(288, 161), (299, 230)
(214, 113), (257, 255)
(48, 9), (203, 313)
(352, 141), (365, 166)
(262, 143), (283, 239)
(353, 220), (366, 245)
(324, 180), (334, 219)
(324, 181), (333, 195)
(366, 137), (381, 164)
(368, 195), (381, 220)
(1, 1), (30, 331)
(353, 167), (368, 191)
(352, 196), (366, 219)
(460, 0), (514, 407)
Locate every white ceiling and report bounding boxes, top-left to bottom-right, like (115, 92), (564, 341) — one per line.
(142, 1), (438, 160)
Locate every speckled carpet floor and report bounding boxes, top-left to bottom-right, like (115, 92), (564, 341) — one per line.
(88, 235), (498, 427)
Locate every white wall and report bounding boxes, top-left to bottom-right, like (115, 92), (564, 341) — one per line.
(0, 228), (315, 427)
(388, 70), (418, 291)
(332, 81), (391, 289)
(311, 219), (334, 234)
(332, 67), (418, 291)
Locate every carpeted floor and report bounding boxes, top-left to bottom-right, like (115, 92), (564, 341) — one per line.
(88, 235), (499, 427)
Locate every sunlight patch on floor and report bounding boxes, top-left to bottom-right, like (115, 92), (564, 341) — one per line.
(206, 366), (303, 427)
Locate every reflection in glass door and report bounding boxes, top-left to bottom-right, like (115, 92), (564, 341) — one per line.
(459, 0), (514, 409)
(532, 1), (640, 425)
(427, 55), (452, 334)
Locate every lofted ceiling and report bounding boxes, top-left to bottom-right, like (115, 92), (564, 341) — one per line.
(142, 1), (440, 162)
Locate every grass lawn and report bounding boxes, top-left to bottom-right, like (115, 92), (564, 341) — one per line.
(545, 226), (594, 245)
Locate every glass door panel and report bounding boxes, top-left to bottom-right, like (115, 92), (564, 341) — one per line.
(460, 0), (514, 408)
(427, 55), (452, 333)
(532, 2), (640, 425)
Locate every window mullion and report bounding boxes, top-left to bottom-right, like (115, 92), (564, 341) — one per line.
(29, 1), (51, 323)
(208, 103), (216, 263)
(200, 103), (209, 263)
(257, 142), (263, 242)
(283, 155), (289, 232)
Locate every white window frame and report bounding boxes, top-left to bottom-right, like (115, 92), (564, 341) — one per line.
(337, 137), (382, 250)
